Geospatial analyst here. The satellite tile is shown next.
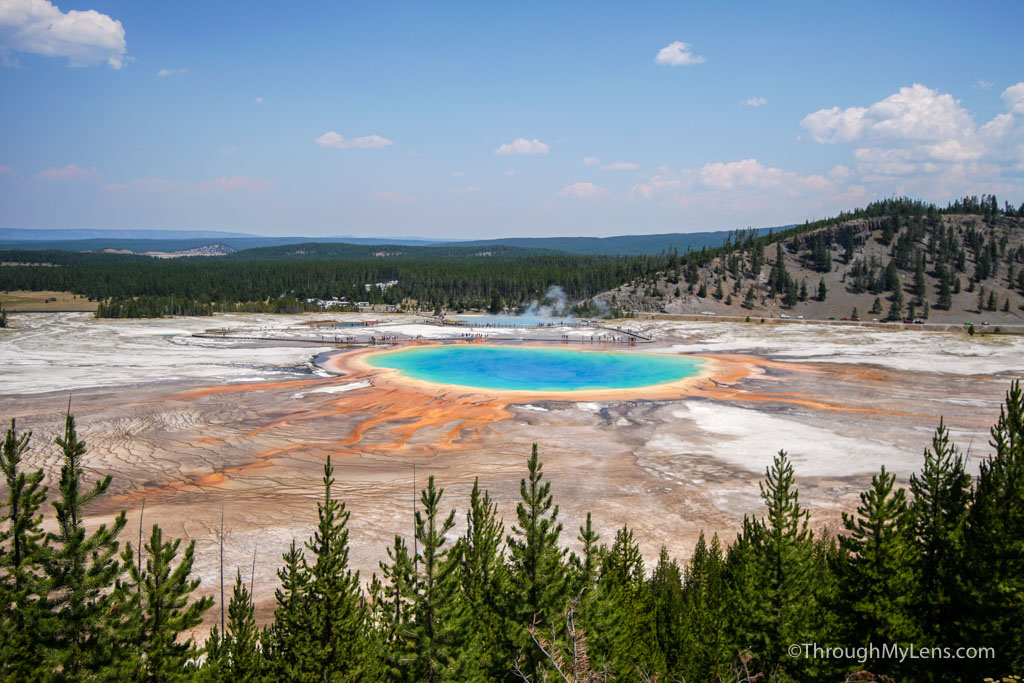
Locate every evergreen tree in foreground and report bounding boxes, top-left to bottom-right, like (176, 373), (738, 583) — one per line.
(43, 409), (128, 678)
(117, 524), (213, 682)
(304, 456), (380, 681)
(907, 419), (971, 681)
(837, 466), (917, 677)
(963, 380), (1024, 677)
(0, 419), (49, 680)
(507, 444), (568, 680)
(728, 451), (822, 682)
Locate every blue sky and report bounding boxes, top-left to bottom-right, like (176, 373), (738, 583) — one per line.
(1, 0), (1023, 238)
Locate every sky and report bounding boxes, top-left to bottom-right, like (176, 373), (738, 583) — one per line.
(1, 0), (1023, 239)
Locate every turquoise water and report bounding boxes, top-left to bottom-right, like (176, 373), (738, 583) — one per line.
(366, 345), (704, 391)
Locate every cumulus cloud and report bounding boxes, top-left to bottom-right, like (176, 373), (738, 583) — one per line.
(800, 82), (1024, 196)
(655, 41), (704, 66)
(630, 160), (850, 205)
(156, 68), (188, 77)
(801, 84), (976, 146)
(557, 182), (607, 199)
(601, 161), (639, 171)
(253, 96), (263, 104)
(745, 96), (767, 107)
(1003, 83), (1024, 115)
(494, 137), (549, 155)
(582, 156), (600, 166)
(699, 158), (794, 191)
(36, 163), (99, 181)
(0, 0), (127, 68)
(315, 131), (394, 150)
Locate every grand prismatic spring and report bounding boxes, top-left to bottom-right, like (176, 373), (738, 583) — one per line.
(365, 345), (706, 392)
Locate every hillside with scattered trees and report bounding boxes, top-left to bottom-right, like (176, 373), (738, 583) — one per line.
(607, 196), (1024, 324)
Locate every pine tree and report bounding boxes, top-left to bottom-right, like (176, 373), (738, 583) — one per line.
(744, 285), (756, 309)
(221, 569), (262, 681)
(817, 278), (827, 301)
(375, 535), (416, 682)
(407, 475), (458, 682)
(679, 532), (729, 682)
(43, 410), (128, 678)
(728, 451), (820, 681)
(837, 466), (916, 677)
(115, 524), (213, 682)
(589, 526), (664, 681)
(0, 419), (49, 681)
(264, 540), (313, 680)
(648, 547), (685, 677)
(962, 381), (1024, 677)
(937, 275), (952, 309)
(888, 288), (904, 320)
(507, 444), (568, 679)
(449, 478), (512, 681)
(906, 420), (971, 681)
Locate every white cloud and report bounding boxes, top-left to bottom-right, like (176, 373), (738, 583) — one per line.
(745, 96), (767, 107)
(505, 169), (516, 176)
(36, 163), (99, 181)
(253, 96), (263, 104)
(0, 0), (127, 68)
(977, 79), (995, 90)
(450, 185), (480, 194)
(315, 131), (394, 150)
(801, 82), (1024, 196)
(451, 170), (465, 177)
(700, 158), (794, 191)
(407, 150), (420, 157)
(493, 137), (549, 155)
(655, 41), (704, 67)
(1003, 83), (1024, 115)
(582, 156), (600, 166)
(557, 182), (607, 199)
(156, 68), (188, 77)
(0, 164), (12, 174)
(801, 84), (975, 145)
(219, 145), (238, 156)
(601, 161), (639, 171)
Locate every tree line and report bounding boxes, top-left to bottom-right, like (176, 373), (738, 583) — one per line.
(2, 382), (1023, 681)
(3, 196), (1023, 319)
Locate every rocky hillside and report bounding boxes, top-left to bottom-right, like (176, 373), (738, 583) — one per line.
(599, 203), (1024, 325)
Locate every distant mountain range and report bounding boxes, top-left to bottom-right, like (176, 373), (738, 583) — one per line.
(0, 226), (784, 257)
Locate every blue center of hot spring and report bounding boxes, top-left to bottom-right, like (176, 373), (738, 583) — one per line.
(366, 345), (703, 392)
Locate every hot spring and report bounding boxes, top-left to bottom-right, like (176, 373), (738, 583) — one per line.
(365, 345), (705, 392)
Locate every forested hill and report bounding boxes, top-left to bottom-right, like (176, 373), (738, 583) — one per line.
(2, 195), (1023, 320)
(433, 227), (779, 256)
(607, 196), (1024, 324)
